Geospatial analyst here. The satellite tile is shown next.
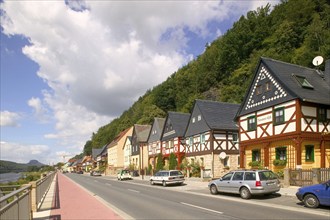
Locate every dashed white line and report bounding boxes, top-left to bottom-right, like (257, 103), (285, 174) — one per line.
(180, 202), (223, 214)
(105, 183), (112, 186)
(128, 189), (140, 193)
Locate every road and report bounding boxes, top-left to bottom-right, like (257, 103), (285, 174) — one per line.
(66, 173), (329, 220)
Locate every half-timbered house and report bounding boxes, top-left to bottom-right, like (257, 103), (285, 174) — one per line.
(235, 57), (330, 171)
(161, 112), (190, 168)
(147, 117), (165, 170)
(184, 100), (240, 178)
(130, 124), (151, 173)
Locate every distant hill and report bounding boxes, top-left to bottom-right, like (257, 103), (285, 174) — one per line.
(0, 160), (45, 173)
(27, 160), (44, 167)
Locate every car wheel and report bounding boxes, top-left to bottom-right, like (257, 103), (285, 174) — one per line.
(240, 187), (252, 199)
(150, 180), (154, 185)
(303, 194), (320, 208)
(210, 184), (218, 195)
(162, 181), (167, 187)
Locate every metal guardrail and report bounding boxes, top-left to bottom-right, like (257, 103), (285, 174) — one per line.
(0, 184), (32, 220)
(32, 172), (56, 211)
(0, 171), (56, 220)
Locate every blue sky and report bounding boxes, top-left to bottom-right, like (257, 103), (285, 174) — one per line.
(0, 0), (279, 165)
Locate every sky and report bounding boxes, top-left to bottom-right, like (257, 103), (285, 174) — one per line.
(0, 0), (279, 165)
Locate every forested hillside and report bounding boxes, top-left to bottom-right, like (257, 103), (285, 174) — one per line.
(82, 0), (330, 156)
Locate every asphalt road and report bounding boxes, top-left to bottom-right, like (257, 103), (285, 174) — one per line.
(66, 173), (330, 220)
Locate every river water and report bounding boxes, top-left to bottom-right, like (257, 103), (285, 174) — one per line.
(0, 173), (22, 184)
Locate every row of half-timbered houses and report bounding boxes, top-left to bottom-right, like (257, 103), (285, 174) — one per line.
(88, 57), (329, 178)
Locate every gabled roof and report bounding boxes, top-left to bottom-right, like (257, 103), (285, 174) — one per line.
(147, 117), (165, 143)
(92, 148), (102, 158)
(162, 111), (190, 141)
(100, 144), (108, 156)
(185, 100), (240, 137)
(236, 57), (330, 118)
(122, 136), (132, 150)
(133, 124), (152, 143)
(107, 127), (132, 148)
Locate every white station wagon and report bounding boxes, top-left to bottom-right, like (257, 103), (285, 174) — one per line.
(150, 170), (185, 187)
(208, 170), (281, 199)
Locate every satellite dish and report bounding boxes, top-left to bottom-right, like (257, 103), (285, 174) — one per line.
(312, 56), (324, 66)
(219, 152), (227, 159)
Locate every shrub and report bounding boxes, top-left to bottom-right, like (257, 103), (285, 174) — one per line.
(273, 159), (287, 166)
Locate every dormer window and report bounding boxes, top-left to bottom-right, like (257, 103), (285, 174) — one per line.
(293, 74), (314, 89)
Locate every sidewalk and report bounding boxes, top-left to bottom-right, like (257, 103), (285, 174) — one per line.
(33, 173), (122, 220)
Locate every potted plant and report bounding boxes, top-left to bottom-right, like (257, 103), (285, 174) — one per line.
(248, 161), (261, 168)
(273, 159), (287, 167)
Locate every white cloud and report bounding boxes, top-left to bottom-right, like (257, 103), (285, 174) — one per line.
(28, 97), (50, 123)
(1, 0), (278, 160)
(0, 111), (21, 127)
(0, 141), (51, 164)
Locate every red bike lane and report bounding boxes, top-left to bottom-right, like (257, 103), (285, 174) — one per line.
(49, 173), (122, 220)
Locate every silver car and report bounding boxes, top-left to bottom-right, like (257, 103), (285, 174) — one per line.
(150, 170), (185, 187)
(208, 170), (281, 199)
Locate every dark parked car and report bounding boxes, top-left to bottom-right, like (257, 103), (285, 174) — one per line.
(296, 180), (330, 208)
(90, 171), (101, 176)
(76, 170), (83, 174)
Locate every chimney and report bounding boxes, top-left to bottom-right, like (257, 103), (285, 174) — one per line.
(325, 59), (330, 88)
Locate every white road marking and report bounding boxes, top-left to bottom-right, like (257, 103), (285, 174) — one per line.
(105, 183), (111, 186)
(180, 202), (223, 215)
(128, 189), (140, 193)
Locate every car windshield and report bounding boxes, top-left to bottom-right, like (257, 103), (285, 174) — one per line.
(122, 170), (130, 174)
(170, 171), (183, 176)
(259, 171), (277, 180)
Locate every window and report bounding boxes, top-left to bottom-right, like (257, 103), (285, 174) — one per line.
(318, 108), (327, 122)
(200, 134), (205, 144)
(232, 133), (238, 142)
(265, 81), (271, 91)
(232, 172), (244, 181)
(252, 149), (260, 161)
(189, 137), (193, 146)
(293, 74), (314, 89)
(244, 172), (256, 181)
(198, 115), (202, 121)
(222, 173), (233, 181)
(248, 116), (256, 131)
(305, 145), (314, 162)
(256, 85), (262, 95)
(275, 147), (287, 160)
(274, 107), (285, 125)
(192, 117), (195, 123)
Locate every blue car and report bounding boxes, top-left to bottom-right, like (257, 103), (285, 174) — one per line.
(296, 180), (330, 208)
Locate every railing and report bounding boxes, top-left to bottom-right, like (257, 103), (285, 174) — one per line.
(283, 168), (330, 187)
(0, 171), (57, 220)
(0, 184), (32, 220)
(320, 168), (330, 182)
(31, 172), (56, 211)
